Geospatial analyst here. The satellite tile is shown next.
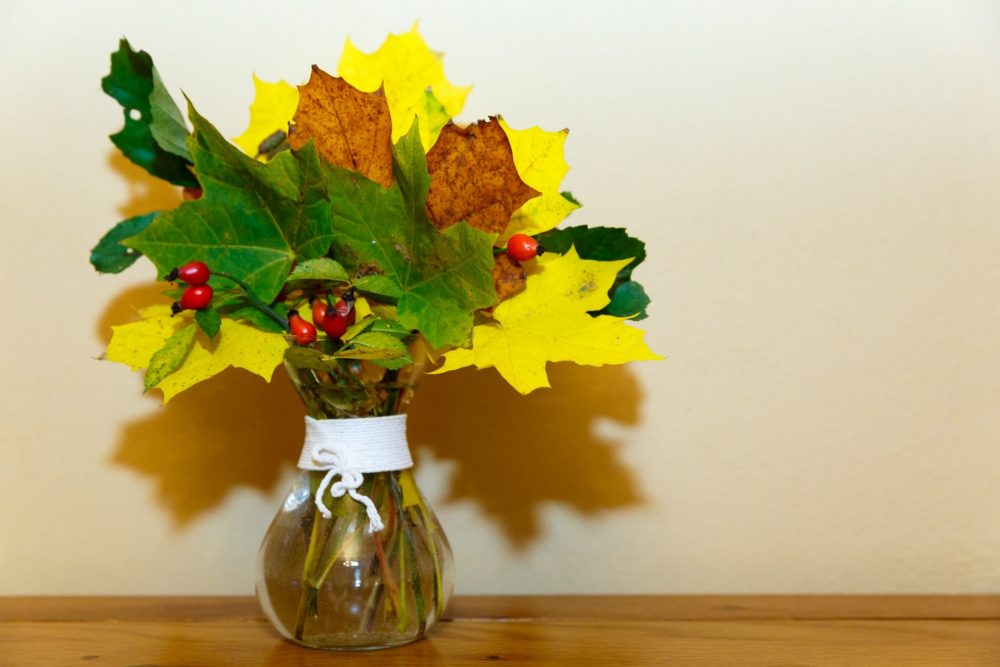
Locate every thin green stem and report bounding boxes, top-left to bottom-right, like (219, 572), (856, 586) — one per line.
(412, 502), (444, 618)
(213, 270), (289, 331)
(389, 474), (425, 632)
(294, 503), (324, 641)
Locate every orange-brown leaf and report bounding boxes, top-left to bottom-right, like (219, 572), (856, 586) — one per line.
(289, 66), (393, 188)
(493, 253), (526, 302)
(425, 118), (540, 235)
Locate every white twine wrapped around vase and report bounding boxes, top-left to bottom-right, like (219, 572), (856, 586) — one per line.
(297, 415), (413, 533)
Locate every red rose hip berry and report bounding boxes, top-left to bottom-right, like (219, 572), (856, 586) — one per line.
(322, 306), (349, 339)
(288, 310), (317, 345)
(166, 261), (211, 286)
(333, 293), (357, 327)
(171, 285), (214, 314)
(506, 234), (544, 262)
(311, 296), (328, 325)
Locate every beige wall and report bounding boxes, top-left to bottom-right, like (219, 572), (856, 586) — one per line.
(2, 1), (1000, 594)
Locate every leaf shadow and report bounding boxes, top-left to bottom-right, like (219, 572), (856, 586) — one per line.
(98, 284), (304, 527)
(110, 367), (304, 526)
(107, 150), (181, 218)
(409, 364), (646, 550)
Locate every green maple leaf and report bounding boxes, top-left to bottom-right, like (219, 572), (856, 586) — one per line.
(102, 39), (197, 186)
(126, 104), (335, 303)
(326, 122), (497, 349)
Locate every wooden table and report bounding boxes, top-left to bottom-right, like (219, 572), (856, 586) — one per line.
(2, 596), (999, 666)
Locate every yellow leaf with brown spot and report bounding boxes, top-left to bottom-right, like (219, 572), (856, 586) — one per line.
(106, 304), (288, 403)
(498, 117), (580, 240)
(338, 23), (470, 149)
(425, 118), (540, 235)
(289, 66), (393, 188)
(431, 248), (661, 394)
(233, 75), (299, 159)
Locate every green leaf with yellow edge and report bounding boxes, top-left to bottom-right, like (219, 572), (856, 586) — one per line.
(498, 117), (580, 240)
(338, 23), (470, 149)
(233, 75), (299, 158)
(431, 248), (661, 394)
(106, 304), (288, 403)
(143, 324), (196, 391)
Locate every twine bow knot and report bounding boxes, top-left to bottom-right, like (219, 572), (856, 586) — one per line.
(311, 446), (385, 532)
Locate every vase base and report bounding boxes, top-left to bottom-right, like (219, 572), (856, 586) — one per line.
(283, 632), (425, 651)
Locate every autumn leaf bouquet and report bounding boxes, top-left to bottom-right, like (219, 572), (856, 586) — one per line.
(91, 26), (659, 650)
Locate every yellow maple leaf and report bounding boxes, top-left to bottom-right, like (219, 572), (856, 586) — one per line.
(498, 117), (580, 241)
(431, 248), (661, 393)
(338, 23), (470, 149)
(106, 304), (288, 403)
(233, 75), (300, 158)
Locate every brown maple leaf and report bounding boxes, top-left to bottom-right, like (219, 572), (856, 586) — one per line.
(425, 118), (540, 235)
(289, 65), (393, 188)
(492, 253), (526, 302)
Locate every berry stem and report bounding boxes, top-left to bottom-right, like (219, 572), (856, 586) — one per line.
(212, 270), (289, 332)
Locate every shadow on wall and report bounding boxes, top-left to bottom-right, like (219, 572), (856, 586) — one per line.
(96, 284), (308, 526)
(98, 151), (647, 545)
(109, 150), (180, 218)
(410, 365), (646, 549)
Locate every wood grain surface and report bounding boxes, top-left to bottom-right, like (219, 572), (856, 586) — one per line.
(2, 596), (998, 666)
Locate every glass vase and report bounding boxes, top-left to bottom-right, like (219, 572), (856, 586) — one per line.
(256, 349), (454, 650)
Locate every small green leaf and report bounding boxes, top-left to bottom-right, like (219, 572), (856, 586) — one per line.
(284, 346), (341, 372)
(90, 212), (158, 273)
(341, 317), (410, 343)
(341, 317), (375, 343)
(288, 258), (349, 283)
(149, 68), (192, 161)
(194, 308), (221, 339)
(367, 318), (411, 336)
(102, 39), (197, 186)
(602, 281), (650, 319)
(144, 324), (196, 391)
(560, 191), (582, 207)
(335, 332), (408, 360)
(371, 353), (413, 370)
(354, 275), (403, 300)
(218, 298), (289, 333)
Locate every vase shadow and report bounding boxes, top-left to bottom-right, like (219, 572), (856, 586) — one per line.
(409, 364), (646, 550)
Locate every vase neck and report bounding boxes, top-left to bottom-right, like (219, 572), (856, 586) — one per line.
(283, 359), (419, 419)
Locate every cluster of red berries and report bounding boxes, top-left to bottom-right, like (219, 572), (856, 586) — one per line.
(505, 233), (544, 262)
(167, 261), (213, 315)
(288, 290), (358, 345)
(164, 235), (540, 337)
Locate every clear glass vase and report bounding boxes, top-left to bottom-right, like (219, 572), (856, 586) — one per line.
(256, 349), (454, 650)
